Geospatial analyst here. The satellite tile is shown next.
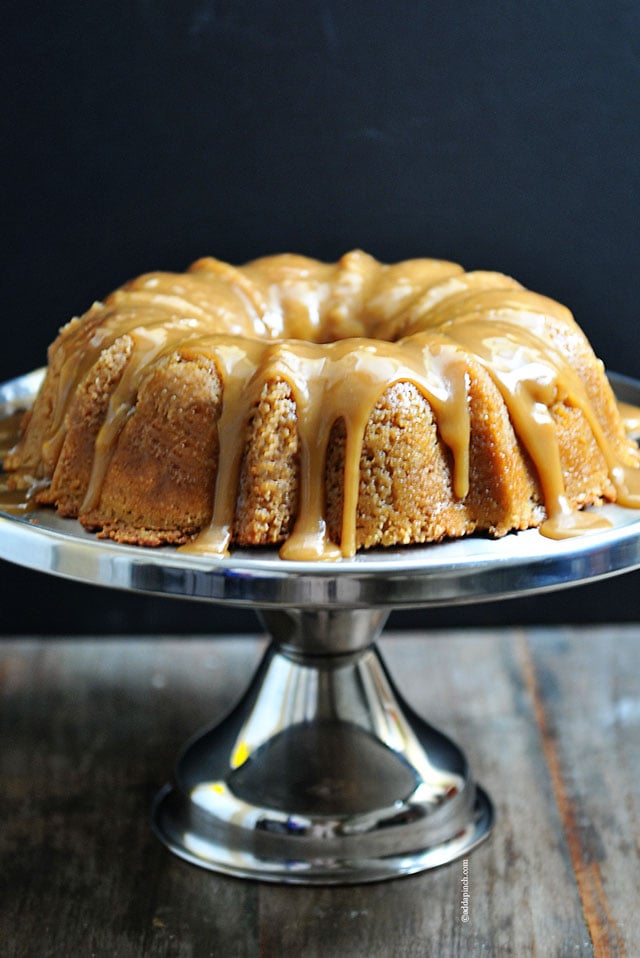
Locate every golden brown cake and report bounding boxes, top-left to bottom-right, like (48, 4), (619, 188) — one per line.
(4, 250), (640, 560)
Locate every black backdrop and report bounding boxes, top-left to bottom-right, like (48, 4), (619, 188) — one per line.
(1, 1), (639, 633)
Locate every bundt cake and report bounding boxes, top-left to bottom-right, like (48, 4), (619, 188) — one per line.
(3, 250), (640, 561)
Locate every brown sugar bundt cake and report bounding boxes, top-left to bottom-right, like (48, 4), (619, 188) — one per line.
(4, 250), (640, 560)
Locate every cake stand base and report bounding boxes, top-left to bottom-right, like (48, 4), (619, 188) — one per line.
(151, 609), (494, 884)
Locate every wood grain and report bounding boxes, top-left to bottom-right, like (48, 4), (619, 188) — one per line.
(1, 628), (639, 957)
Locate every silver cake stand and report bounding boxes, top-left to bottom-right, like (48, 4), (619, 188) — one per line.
(2, 369), (640, 884)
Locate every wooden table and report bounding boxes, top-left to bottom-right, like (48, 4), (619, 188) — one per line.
(1, 626), (639, 957)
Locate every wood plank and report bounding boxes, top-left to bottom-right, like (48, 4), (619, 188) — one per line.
(0, 628), (638, 956)
(520, 625), (640, 957)
(0, 638), (265, 958)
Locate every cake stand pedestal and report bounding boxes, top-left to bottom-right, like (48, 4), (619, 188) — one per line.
(2, 370), (640, 884)
(153, 606), (492, 883)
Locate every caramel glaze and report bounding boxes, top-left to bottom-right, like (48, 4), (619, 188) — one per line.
(618, 401), (640, 441)
(0, 412), (44, 514)
(5, 250), (640, 560)
(0, 410), (26, 460)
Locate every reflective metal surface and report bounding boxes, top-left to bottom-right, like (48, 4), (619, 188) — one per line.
(153, 609), (493, 883)
(1, 369), (639, 882)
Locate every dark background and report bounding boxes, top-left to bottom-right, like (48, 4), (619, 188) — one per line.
(1, 1), (639, 634)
